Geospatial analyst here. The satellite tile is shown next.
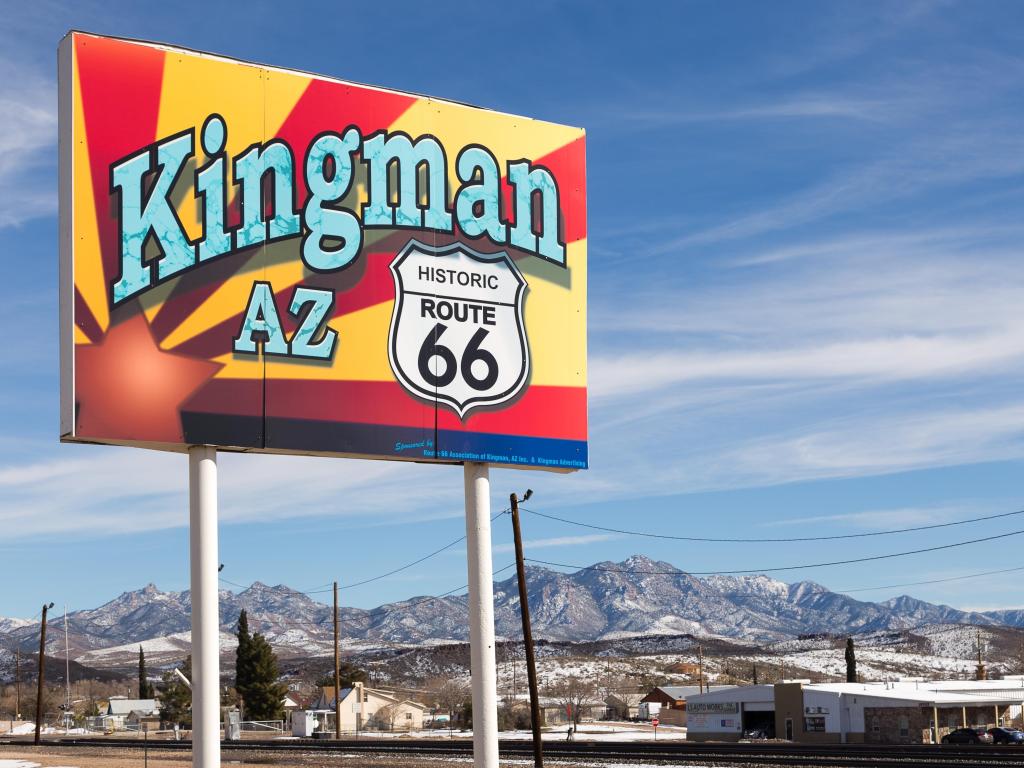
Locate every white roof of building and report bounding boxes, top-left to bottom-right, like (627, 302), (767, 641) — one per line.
(809, 680), (1024, 705)
(688, 685), (774, 703)
(653, 685), (736, 701)
(108, 698), (159, 715)
(690, 679), (1024, 708)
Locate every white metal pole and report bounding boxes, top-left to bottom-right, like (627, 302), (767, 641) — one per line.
(464, 462), (498, 768)
(64, 605), (70, 732)
(189, 446), (220, 768)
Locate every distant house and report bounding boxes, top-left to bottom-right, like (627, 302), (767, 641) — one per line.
(127, 709), (161, 732)
(604, 692), (645, 720)
(304, 682), (426, 733)
(281, 691), (316, 728)
(538, 695), (605, 726)
(106, 697), (160, 731)
(640, 685), (735, 725)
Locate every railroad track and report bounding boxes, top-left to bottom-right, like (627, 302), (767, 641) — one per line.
(6, 736), (1024, 767)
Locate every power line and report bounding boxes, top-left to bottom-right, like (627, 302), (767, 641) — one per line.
(525, 527), (1024, 576)
(839, 564), (1024, 594)
(217, 511), (509, 598)
(300, 582), (335, 594)
(519, 506), (1024, 543)
(301, 509), (509, 593)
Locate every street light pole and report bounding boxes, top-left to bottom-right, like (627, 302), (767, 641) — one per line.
(510, 490), (543, 768)
(334, 581), (341, 740)
(35, 602), (54, 745)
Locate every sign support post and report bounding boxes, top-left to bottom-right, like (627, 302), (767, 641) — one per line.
(464, 462), (499, 768)
(189, 446), (220, 768)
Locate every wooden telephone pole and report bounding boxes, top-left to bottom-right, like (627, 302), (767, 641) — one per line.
(15, 648), (21, 720)
(35, 602), (53, 745)
(510, 490), (543, 768)
(334, 582), (341, 739)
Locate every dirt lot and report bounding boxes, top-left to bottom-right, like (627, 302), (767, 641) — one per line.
(0, 746), (558, 768)
(0, 746), (470, 768)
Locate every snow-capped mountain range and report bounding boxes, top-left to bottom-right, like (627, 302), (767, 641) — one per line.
(1, 556), (1020, 669)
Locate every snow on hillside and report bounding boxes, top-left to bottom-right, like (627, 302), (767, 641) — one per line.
(4, 556), (1022, 675)
(915, 624), (996, 659)
(76, 631), (237, 666)
(739, 647), (977, 679)
(0, 617), (32, 633)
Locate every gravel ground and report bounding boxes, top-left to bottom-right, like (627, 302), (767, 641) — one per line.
(0, 746), (777, 768)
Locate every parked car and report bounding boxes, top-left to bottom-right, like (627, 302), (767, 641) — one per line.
(743, 728), (770, 740)
(942, 727), (994, 744)
(987, 727), (1024, 745)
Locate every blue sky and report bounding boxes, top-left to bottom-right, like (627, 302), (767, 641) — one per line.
(2, 0), (1024, 620)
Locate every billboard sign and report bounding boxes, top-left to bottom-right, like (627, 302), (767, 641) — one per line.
(58, 32), (587, 471)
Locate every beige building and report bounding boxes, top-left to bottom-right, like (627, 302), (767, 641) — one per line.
(304, 682), (427, 733)
(103, 697), (160, 731)
(604, 692), (645, 720)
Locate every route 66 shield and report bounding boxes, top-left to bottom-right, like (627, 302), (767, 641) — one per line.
(389, 240), (530, 418)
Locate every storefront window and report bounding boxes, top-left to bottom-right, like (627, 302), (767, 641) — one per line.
(804, 716), (826, 732)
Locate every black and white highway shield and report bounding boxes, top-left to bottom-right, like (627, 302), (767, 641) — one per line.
(389, 240), (530, 418)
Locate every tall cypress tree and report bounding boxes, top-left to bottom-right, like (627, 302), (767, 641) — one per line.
(239, 633), (287, 721)
(845, 637), (857, 683)
(138, 646), (153, 699)
(235, 610), (285, 720)
(235, 610), (253, 710)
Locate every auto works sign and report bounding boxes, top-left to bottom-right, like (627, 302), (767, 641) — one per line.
(59, 33), (587, 470)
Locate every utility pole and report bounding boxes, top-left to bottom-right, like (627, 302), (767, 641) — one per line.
(976, 630), (988, 681)
(63, 605), (71, 731)
(15, 648), (21, 720)
(510, 489), (543, 768)
(35, 602), (53, 745)
(334, 581), (341, 740)
(697, 645), (704, 694)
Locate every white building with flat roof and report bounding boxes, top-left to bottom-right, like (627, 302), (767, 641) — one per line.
(686, 678), (1024, 745)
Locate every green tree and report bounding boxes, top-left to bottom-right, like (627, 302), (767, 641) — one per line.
(237, 633), (287, 721)
(138, 646), (153, 699)
(235, 611), (285, 721)
(316, 662), (368, 689)
(159, 656), (192, 728)
(235, 609), (253, 700)
(845, 638), (857, 683)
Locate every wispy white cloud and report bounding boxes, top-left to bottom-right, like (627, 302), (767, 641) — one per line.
(0, 445), (466, 540)
(756, 0), (957, 80)
(591, 332), (1024, 401)
(493, 533), (619, 554)
(718, 402), (1024, 487)
(648, 125), (1024, 255)
(590, 226), (1024, 404)
(621, 97), (894, 126)
(763, 502), (990, 529)
(0, 57), (57, 228)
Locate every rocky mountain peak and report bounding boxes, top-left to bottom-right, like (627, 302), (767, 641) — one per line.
(2, 556), (1021, 657)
